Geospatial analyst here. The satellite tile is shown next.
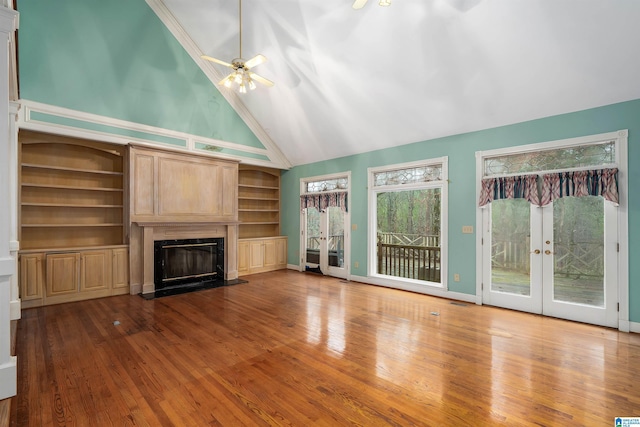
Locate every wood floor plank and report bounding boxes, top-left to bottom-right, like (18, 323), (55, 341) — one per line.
(13, 270), (640, 426)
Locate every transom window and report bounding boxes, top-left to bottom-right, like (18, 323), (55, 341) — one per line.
(304, 177), (348, 194)
(373, 164), (442, 187)
(483, 140), (615, 177)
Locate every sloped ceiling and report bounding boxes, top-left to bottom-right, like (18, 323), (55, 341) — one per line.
(159, 0), (640, 166)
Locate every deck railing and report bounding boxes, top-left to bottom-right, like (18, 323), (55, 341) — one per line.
(377, 233), (441, 282)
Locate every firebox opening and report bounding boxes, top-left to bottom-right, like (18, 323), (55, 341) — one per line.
(154, 237), (224, 291)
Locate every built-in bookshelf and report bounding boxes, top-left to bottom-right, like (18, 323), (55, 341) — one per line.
(18, 130), (129, 307)
(20, 131), (126, 249)
(238, 165), (281, 239)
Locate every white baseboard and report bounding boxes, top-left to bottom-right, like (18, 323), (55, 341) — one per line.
(0, 356), (16, 400)
(629, 321), (640, 333)
(287, 264), (302, 271)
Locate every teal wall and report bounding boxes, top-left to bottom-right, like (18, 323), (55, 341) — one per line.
(281, 99), (640, 321)
(17, 0), (264, 149)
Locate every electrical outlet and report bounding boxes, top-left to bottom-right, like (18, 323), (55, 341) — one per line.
(462, 226), (474, 234)
(352, 224), (358, 231)
(354, 261), (359, 268)
(453, 273), (460, 282)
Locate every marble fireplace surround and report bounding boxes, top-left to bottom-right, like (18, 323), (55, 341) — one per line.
(131, 222), (239, 295)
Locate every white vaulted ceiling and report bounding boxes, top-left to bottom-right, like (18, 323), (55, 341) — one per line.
(158, 0), (640, 166)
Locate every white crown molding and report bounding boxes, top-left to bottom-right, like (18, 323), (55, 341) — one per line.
(145, 0), (292, 169)
(19, 99), (286, 169)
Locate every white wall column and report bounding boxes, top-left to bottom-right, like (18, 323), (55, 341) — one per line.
(9, 102), (20, 320)
(0, 5), (19, 401)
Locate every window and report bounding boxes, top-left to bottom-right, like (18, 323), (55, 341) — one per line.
(369, 158), (448, 286)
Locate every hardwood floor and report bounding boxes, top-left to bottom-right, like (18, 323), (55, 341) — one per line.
(12, 270), (640, 426)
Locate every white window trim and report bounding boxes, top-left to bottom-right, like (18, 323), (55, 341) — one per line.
(368, 157), (449, 290)
(474, 130), (629, 332)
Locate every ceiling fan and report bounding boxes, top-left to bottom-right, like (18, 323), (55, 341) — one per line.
(353, 0), (391, 9)
(200, 0), (273, 93)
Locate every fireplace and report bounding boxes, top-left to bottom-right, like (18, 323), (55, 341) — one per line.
(154, 238), (224, 291)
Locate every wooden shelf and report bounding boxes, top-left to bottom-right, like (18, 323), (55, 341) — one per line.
(22, 163), (124, 176)
(238, 184), (279, 190)
(22, 203), (123, 208)
(21, 183), (123, 192)
(238, 196), (279, 201)
(22, 224), (123, 228)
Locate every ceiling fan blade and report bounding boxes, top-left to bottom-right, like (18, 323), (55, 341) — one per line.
(248, 72), (274, 87)
(244, 54), (267, 69)
(201, 55), (233, 68)
(352, 0), (368, 9)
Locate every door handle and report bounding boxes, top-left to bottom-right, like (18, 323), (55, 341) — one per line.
(545, 250), (553, 255)
(532, 249), (541, 254)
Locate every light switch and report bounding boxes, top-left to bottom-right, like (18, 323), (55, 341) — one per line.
(462, 226), (474, 234)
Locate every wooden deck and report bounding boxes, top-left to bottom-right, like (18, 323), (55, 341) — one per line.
(11, 270), (640, 426)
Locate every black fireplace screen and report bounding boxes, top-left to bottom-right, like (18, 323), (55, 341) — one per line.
(154, 238), (224, 290)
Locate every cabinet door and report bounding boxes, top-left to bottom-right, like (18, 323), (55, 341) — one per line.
(46, 253), (80, 297)
(238, 241), (250, 273)
(80, 250), (111, 293)
(249, 241), (265, 269)
(264, 239), (277, 268)
(275, 238), (287, 267)
(112, 248), (129, 291)
(20, 253), (44, 301)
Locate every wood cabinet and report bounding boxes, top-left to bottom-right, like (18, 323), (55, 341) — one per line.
(238, 166), (280, 239)
(18, 130), (130, 306)
(112, 247), (129, 292)
(19, 253), (44, 308)
(238, 237), (287, 276)
(20, 247), (129, 307)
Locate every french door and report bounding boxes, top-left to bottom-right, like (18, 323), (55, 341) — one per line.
(303, 206), (348, 279)
(482, 196), (618, 327)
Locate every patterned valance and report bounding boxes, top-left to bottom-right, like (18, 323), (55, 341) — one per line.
(540, 168), (618, 205)
(478, 175), (539, 207)
(300, 192), (348, 212)
(479, 168), (618, 207)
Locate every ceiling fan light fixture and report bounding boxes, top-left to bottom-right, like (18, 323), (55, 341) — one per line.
(200, 0), (274, 92)
(379, 0), (391, 6)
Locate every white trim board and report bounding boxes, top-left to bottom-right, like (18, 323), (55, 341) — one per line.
(18, 100), (288, 170)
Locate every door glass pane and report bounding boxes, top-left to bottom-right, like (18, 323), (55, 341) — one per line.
(306, 208), (320, 264)
(327, 207), (344, 268)
(376, 189), (441, 283)
(491, 199), (531, 296)
(552, 196), (604, 307)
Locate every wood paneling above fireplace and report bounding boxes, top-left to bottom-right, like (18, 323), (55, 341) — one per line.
(129, 144), (238, 223)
